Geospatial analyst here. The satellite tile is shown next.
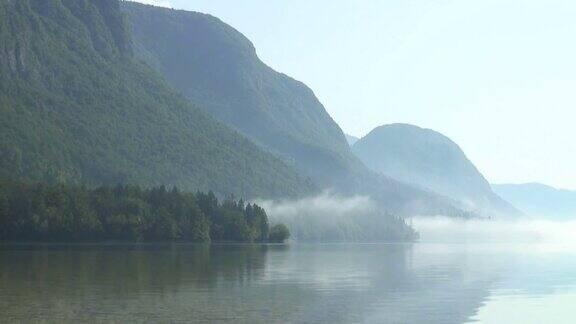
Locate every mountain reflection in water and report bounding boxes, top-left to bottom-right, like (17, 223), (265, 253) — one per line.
(0, 242), (531, 323)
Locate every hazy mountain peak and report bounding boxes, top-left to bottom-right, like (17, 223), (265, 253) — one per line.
(353, 123), (519, 216)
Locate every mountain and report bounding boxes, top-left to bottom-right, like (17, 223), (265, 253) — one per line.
(345, 134), (359, 146)
(493, 183), (576, 218)
(123, 2), (355, 182)
(0, 0), (312, 199)
(123, 2), (473, 217)
(352, 124), (519, 216)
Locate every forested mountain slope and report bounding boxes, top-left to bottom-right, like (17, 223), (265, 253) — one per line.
(0, 0), (312, 199)
(123, 1), (355, 182)
(353, 124), (519, 216)
(123, 2), (473, 217)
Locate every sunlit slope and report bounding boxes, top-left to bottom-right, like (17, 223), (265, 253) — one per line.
(0, 0), (311, 198)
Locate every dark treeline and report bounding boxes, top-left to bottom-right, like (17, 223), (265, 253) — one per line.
(0, 181), (290, 243)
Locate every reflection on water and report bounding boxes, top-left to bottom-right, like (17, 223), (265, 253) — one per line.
(469, 243), (576, 324)
(1, 242), (575, 323)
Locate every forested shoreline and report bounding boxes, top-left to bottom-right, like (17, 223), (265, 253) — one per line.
(0, 181), (290, 243)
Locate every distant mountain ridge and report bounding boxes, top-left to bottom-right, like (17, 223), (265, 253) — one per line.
(493, 183), (576, 218)
(345, 134), (359, 146)
(123, 2), (474, 217)
(352, 124), (519, 216)
(0, 0), (312, 199)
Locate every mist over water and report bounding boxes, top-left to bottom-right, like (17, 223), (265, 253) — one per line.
(255, 191), (375, 222)
(412, 216), (576, 245)
(3, 214), (576, 323)
(255, 192), (417, 241)
(257, 192), (576, 246)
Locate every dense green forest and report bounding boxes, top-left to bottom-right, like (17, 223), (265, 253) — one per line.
(0, 180), (290, 243)
(0, 0), (312, 199)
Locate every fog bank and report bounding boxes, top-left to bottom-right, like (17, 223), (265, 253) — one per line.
(255, 192), (416, 242)
(413, 216), (576, 244)
(256, 191), (375, 221)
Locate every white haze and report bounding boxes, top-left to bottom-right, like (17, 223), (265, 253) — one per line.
(412, 216), (576, 245)
(256, 192), (576, 245)
(255, 191), (375, 221)
(254, 191), (413, 241)
(255, 191), (377, 241)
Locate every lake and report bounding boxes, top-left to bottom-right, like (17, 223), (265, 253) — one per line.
(1, 236), (576, 323)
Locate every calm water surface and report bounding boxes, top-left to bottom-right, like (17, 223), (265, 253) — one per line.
(1, 242), (576, 323)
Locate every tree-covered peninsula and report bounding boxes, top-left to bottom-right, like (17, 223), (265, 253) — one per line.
(0, 181), (289, 243)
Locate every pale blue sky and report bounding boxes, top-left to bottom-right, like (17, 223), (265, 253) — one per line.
(136, 0), (576, 189)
